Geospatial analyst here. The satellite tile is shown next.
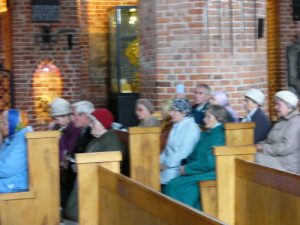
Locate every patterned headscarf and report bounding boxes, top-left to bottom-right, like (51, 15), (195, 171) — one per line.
(8, 109), (28, 137)
(171, 98), (191, 115)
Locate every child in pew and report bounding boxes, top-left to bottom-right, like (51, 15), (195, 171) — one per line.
(163, 105), (228, 210)
(160, 98), (200, 186)
(64, 108), (124, 222)
(210, 91), (239, 122)
(256, 90), (300, 174)
(241, 89), (271, 143)
(135, 98), (161, 127)
(0, 109), (33, 193)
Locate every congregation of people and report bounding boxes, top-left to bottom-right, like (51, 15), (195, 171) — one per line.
(0, 82), (299, 222)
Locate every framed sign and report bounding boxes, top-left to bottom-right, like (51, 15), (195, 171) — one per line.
(32, 0), (60, 22)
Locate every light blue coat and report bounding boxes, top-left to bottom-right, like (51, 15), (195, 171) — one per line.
(160, 117), (200, 184)
(0, 127), (32, 193)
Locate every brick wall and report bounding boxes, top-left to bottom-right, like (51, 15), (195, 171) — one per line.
(139, 0), (268, 116)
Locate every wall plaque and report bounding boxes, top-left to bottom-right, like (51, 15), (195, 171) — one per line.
(32, 0), (59, 22)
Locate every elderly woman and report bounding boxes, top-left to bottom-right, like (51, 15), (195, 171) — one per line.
(160, 98), (200, 185)
(135, 98), (161, 127)
(65, 108), (124, 222)
(210, 91), (239, 122)
(256, 90), (300, 174)
(0, 109), (32, 193)
(163, 105), (228, 209)
(242, 89), (271, 143)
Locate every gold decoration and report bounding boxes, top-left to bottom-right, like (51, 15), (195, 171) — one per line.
(125, 38), (139, 67)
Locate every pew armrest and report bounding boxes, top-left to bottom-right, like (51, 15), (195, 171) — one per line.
(0, 190), (36, 201)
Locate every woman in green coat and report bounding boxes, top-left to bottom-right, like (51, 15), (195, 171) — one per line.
(163, 105), (228, 210)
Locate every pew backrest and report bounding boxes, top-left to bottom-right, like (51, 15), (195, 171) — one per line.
(225, 122), (255, 145)
(97, 165), (228, 225)
(0, 131), (60, 225)
(76, 151), (122, 225)
(235, 159), (300, 225)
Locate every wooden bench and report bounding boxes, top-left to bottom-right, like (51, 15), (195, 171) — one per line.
(199, 122), (255, 217)
(77, 151), (122, 225)
(0, 131), (60, 225)
(116, 126), (161, 191)
(234, 158), (300, 225)
(77, 154), (228, 225)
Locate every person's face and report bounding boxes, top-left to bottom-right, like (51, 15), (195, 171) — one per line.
(204, 111), (218, 129)
(71, 108), (90, 128)
(135, 104), (151, 120)
(210, 96), (220, 105)
(194, 87), (210, 105)
(274, 100), (292, 117)
(244, 98), (258, 113)
(169, 110), (185, 123)
(53, 115), (70, 127)
(1, 112), (8, 137)
(90, 120), (105, 137)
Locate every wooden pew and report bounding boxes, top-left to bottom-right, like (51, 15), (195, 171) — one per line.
(199, 122), (255, 217)
(235, 159), (300, 225)
(78, 159), (228, 225)
(0, 131), (60, 225)
(116, 126), (161, 191)
(77, 151), (122, 225)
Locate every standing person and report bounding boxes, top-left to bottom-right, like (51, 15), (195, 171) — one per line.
(242, 89), (271, 143)
(135, 98), (161, 127)
(160, 98), (200, 186)
(63, 100), (95, 221)
(192, 84), (211, 127)
(0, 110), (33, 193)
(256, 90), (300, 174)
(163, 105), (227, 209)
(210, 91), (239, 122)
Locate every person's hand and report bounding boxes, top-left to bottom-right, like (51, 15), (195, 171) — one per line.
(179, 166), (186, 175)
(256, 144), (263, 152)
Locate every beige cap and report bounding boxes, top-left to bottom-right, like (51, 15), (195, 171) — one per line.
(275, 90), (299, 107)
(244, 89), (265, 106)
(50, 98), (71, 117)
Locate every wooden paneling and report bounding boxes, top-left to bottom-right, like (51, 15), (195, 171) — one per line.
(0, 131), (60, 225)
(225, 122), (255, 146)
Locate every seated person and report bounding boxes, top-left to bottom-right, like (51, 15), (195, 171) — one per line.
(49, 98), (81, 164)
(191, 83), (211, 126)
(160, 98), (200, 186)
(163, 105), (228, 209)
(242, 89), (271, 143)
(0, 109), (33, 193)
(210, 91), (239, 122)
(65, 108), (124, 222)
(135, 98), (161, 127)
(256, 90), (300, 174)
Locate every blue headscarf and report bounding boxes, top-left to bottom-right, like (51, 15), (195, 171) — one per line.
(8, 109), (20, 136)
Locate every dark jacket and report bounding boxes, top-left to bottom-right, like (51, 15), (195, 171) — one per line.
(192, 102), (210, 126)
(251, 108), (271, 143)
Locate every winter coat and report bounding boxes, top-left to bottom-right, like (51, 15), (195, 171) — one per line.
(256, 110), (300, 174)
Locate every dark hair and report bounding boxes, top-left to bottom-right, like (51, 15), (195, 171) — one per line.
(206, 105), (229, 124)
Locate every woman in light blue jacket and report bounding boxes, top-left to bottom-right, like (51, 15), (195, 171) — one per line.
(0, 109), (32, 193)
(160, 98), (200, 185)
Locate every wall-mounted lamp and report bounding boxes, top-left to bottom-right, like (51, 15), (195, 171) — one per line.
(34, 26), (76, 51)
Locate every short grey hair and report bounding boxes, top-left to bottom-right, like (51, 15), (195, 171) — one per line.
(71, 101), (95, 115)
(196, 83), (211, 95)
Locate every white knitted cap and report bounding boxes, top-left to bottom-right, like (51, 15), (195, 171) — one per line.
(50, 98), (71, 117)
(244, 89), (265, 106)
(275, 91), (299, 107)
